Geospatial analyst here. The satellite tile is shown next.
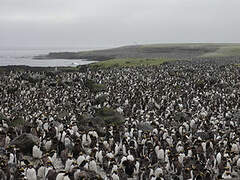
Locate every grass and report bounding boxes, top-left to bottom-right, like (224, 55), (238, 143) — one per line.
(141, 43), (240, 57)
(85, 79), (106, 92)
(0, 113), (7, 121)
(141, 43), (240, 48)
(90, 58), (174, 68)
(95, 107), (125, 126)
(202, 45), (240, 57)
(9, 117), (25, 127)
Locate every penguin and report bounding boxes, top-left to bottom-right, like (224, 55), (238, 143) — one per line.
(222, 170), (232, 179)
(155, 167), (163, 177)
(32, 145), (42, 159)
(26, 164), (37, 180)
(89, 158), (98, 173)
(216, 152), (222, 165)
(45, 138), (52, 151)
(122, 158), (135, 178)
(112, 170), (120, 180)
(56, 171), (66, 180)
(65, 154), (74, 171)
(77, 153), (85, 166)
(37, 163), (47, 180)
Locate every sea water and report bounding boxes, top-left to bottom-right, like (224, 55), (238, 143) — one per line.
(0, 46), (106, 67)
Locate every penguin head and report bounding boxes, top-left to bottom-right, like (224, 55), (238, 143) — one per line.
(67, 153), (73, 158)
(28, 163), (34, 168)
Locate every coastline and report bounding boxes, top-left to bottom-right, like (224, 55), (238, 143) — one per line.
(33, 43), (240, 61)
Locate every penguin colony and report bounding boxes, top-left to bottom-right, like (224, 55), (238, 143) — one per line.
(1, 56), (240, 179)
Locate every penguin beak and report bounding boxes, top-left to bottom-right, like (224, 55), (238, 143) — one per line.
(20, 168), (24, 172)
(224, 166), (230, 170)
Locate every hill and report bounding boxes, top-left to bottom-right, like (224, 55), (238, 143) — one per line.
(34, 43), (240, 67)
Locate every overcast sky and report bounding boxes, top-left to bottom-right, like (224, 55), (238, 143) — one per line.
(1, 0), (240, 48)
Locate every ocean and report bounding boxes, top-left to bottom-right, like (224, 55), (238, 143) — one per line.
(0, 46), (107, 67)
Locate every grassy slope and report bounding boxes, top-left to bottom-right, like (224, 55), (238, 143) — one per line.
(202, 45), (240, 57)
(142, 43), (240, 55)
(141, 43), (239, 47)
(143, 43), (240, 56)
(90, 43), (240, 68)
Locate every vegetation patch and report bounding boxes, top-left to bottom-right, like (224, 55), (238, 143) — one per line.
(9, 117), (26, 128)
(94, 107), (125, 126)
(202, 45), (240, 57)
(0, 113), (7, 121)
(93, 94), (108, 106)
(85, 79), (106, 92)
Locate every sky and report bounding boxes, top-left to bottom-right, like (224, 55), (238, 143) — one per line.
(0, 0), (240, 48)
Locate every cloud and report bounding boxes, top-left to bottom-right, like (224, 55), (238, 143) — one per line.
(0, 0), (240, 47)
